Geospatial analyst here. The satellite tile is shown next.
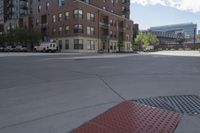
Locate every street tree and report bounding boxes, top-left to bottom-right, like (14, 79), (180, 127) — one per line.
(135, 33), (159, 50)
(0, 28), (41, 51)
(0, 33), (6, 46)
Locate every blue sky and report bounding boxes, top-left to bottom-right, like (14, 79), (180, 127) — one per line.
(130, 2), (200, 31)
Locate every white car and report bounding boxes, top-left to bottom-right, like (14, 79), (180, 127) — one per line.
(34, 42), (57, 52)
(144, 46), (154, 52)
(14, 45), (28, 52)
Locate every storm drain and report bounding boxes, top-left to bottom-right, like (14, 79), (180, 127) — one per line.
(134, 95), (200, 115)
(134, 97), (175, 112)
(71, 101), (182, 133)
(160, 95), (200, 115)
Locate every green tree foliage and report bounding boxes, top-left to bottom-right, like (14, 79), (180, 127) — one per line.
(131, 40), (138, 51)
(135, 33), (159, 50)
(0, 28), (41, 46)
(0, 33), (6, 46)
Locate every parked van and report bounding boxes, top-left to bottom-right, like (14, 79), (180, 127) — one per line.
(34, 42), (57, 52)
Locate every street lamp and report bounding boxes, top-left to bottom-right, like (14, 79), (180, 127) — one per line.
(194, 28), (196, 50)
(97, 10), (100, 52)
(94, 10), (100, 52)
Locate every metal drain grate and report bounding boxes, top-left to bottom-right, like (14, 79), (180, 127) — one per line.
(160, 95), (200, 115)
(134, 95), (200, 115)
(71, 101), (182, 133)
(134, 97), (175, 112)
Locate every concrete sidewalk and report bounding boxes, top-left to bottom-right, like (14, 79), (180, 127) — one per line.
(145, 50), (200, 57)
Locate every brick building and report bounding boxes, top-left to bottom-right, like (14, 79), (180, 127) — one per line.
(32, 0), (134, 52)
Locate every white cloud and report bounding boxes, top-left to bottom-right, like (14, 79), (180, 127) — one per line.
(131, 0), (200, 13)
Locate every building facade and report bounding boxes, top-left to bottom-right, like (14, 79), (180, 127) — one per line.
(0, 0), (32, 32)
(150, 23), (197, 41)
(0, 0), (5, 32)
(32, 0), (134, 53)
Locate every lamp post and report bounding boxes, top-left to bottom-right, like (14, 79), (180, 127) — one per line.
(97, 10), (100, 52)
(194, 28), (196, 50)
(94, 10), (100, 52)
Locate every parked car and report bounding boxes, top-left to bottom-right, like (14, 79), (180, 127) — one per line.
(34, 42), (57, 52)
(0, 46), (4, 52)
(14, 45), (28, 52)
(144, 46), (154, 52)
(4, 46), (14, 52)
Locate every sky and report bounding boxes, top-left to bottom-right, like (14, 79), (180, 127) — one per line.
(130, 0), (200, 31)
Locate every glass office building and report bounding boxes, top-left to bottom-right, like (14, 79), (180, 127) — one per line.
(150, 23), (197, 40)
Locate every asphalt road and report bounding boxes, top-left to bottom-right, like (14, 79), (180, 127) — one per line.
(0, 53), (200, 133)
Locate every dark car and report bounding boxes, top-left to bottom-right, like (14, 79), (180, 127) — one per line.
(0, 46), (4, 52)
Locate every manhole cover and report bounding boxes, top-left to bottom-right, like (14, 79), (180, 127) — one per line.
(71, 101), (182, 133)
(134, 97), (175, 112)
(134, 95), (200, 115)
(160, 95), (200, 115)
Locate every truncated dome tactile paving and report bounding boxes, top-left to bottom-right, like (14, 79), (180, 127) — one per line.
(70, 101), (182, 133)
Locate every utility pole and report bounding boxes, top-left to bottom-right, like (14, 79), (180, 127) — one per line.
(97, 10), (100, 52)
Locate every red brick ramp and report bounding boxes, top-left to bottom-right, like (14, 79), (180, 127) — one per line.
(70, 101), (182, 133)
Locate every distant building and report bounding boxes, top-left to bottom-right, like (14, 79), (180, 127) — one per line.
(150, 23), (197, 41)
(133, 24), (139, 39)
(140, 30), (182, 45)
(0, 0), (32, 32)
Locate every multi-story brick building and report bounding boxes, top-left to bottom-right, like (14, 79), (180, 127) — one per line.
(32, 0), (134, 52)
(0, 0), (32, 32)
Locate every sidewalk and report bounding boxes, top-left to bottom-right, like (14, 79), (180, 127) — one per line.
(145, 50), (200, 57)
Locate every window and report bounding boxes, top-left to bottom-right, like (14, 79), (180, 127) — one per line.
(52, 28), (56, 35)
(87, 27), (95, 35)
(65, 25), (69, 33)
(36, 19), (39, 26)
(52, 15), (56, 23)
(58, 13), (62, 21)
(38, 5), (41, 12)
(126, 34), (130, 40)
(58, 0), (64, 6)
(65, 40), (69, 49)
(65, 12), (69, 20)
(110, 42), (113, 50)
(74, 24), (83, 33)
(46, 2), (50, 10)
(59, 40), (63, 50)
(87, 40), (95, 50)
(121, 0), (126, 4)
(122, 6), (126, 12)
(58, 27), (62, 35)
(74, 39), (83, 49)
(87, 13), (95, 22)
(74, 9), (83, 19)
(110, 31), (113, 38)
